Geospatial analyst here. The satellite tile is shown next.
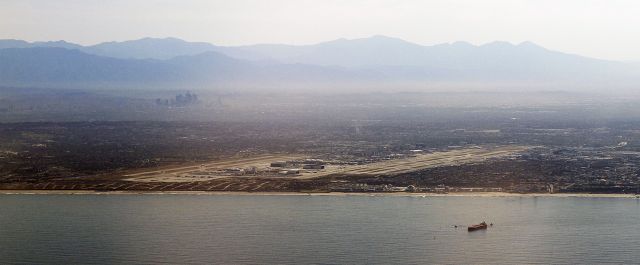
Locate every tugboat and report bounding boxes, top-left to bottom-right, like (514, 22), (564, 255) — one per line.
(468, 221), (488, 232)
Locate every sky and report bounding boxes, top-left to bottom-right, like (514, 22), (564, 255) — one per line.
(1, 0), (639, 61)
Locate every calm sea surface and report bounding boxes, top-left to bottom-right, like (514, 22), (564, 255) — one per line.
(1, 194), (640, 264)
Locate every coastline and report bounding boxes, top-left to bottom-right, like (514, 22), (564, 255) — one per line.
(1, 190), (639, 198)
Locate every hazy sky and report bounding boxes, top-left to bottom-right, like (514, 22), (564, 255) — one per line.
(1, 0), (639, 61)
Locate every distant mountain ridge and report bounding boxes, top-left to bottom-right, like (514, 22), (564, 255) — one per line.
(0, 37), (269, 61)
(0, 36), (621, 66)
(0, 36), (638, 89)
(0, 39), (84, 50)
(0, 47), (368, 88)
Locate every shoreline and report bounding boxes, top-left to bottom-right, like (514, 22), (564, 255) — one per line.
(1, 190), (639, 198)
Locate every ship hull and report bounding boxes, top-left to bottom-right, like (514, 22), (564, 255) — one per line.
(468, 224), (488, 231)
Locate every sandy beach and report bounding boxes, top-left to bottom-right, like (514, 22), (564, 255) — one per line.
(1, 190), (639, 198)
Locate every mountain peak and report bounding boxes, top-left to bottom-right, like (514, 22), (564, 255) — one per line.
(86, 37), (217, 60)
(450, 41), (474, 47)
(322, 35), (417, 46)
(481, 41), (516, 48)
(368, 35), (401, 40)
(362, 35), (415, 44)
(114, 37), (187, 44)
(42, 40), (70, 44)
(517, 41), (545, 50)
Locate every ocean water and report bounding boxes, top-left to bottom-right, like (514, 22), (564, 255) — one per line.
(1, 194), (640, 264)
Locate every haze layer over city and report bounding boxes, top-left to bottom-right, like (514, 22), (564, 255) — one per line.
(2, 1), (640, 264)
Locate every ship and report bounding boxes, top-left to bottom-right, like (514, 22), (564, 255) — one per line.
(468, 221), (488, 232)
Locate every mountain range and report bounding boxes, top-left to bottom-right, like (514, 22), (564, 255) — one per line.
(0, 36), (637, 90)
